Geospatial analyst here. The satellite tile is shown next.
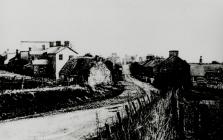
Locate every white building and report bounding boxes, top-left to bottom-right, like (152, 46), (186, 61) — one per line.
(46, 45), (78, 79)
(6, 41), (78, 79)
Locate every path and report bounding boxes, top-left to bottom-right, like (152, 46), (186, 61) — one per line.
(0, 65), (156, 140)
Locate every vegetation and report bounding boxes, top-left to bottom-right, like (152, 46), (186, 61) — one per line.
(104, 60), (123, 84)
(0, 70), (53, 90)
(0, 84), (124, 120)
(86, 91), (174, 140)
(129, 62), (152, 82)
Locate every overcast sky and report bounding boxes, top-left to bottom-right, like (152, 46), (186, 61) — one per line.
(0, 0), (223, 63)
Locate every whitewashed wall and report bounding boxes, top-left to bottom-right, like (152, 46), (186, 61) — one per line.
(55, 49), (77, 79)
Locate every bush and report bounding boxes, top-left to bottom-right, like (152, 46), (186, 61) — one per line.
(0, 86), (89, 120)
(0, 84), (124, 120)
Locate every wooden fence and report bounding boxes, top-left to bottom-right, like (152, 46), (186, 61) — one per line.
(87, 90), (175, 140)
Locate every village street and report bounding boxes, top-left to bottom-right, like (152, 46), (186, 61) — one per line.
(0, 65), (156, 140)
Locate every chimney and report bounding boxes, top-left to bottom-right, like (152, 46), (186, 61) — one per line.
(16, 49), (20, 58)
(64, 41), (69, 47)
(49, 42), (54, 47)
(199, 56), (203, 64)
(169, 50), (179, 57)
(42, 45), (46, 50)
(56, 41), (61, 46)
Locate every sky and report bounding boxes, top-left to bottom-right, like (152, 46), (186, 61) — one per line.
(0, 0), (223, 63)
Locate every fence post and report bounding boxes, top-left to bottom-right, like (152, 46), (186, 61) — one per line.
(137, 98), (142, 107)
(142, 96), (146, 105)
(117, 112), (122, 124)
(131, 102), (137, 113)
(105, 123), (111, 139)
(21, 77), (24, 89)
(147, 94), (151, 103)
(125, 105), (130, 117)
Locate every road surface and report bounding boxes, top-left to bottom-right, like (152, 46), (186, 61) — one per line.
(0, 65), (156, 140)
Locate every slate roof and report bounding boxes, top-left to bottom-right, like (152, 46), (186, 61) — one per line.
(59, 57), (95, 76)
(47, 46), (78, 54)
(155, 56), (190, 74)
(143, 59), (164, 68)
(47, 47), (65, 54)
(4, 53), (16, 64)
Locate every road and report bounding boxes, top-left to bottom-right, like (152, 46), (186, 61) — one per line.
(0, 65), (156, 140)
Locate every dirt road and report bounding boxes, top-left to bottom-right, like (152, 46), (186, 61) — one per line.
(0, 65), (156, 140)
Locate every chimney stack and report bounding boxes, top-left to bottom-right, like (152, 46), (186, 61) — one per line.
(169, 50), (179, 57)
(56, 41), (61, 46)
(16, 49), (20, 58)
(64, 41), (70, 47)
(49, 42), (54, 47)
(199, 56), (203, 64)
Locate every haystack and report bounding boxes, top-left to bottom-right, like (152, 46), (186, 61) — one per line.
(59, 57), (112, 87)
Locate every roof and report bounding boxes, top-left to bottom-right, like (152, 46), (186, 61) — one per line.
(47, 47), (64, 54)
(32, 59), (48, 65)
(59, 57), (95, 76)
(143, 59), (164, 68)
(21, 41), (51, 43)
(155, 56), (190, 73)
(190, 64), (205, 76)
(30, 50), (45, 55)
(47, 46), (78, 54)
(160, 56), (188, 66)
(4, 53), (16, 64)
(190, 63), (223, 76)
(138, 61), (147, 65)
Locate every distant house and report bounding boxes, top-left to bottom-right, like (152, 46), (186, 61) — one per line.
(190, 63), (223, 86)
(4, 41), (78, 79)
(130, 55), (164, 83)
(46, 43), (78, 79)
(0, 51), (7, 68)
(4, 52), (16, 65)
(153, 50), (191, 90)
(32, 59), (49, 77)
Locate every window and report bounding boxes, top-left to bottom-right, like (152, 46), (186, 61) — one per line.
(59, 54), (63, 60)
(42, 45), (45, 50)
